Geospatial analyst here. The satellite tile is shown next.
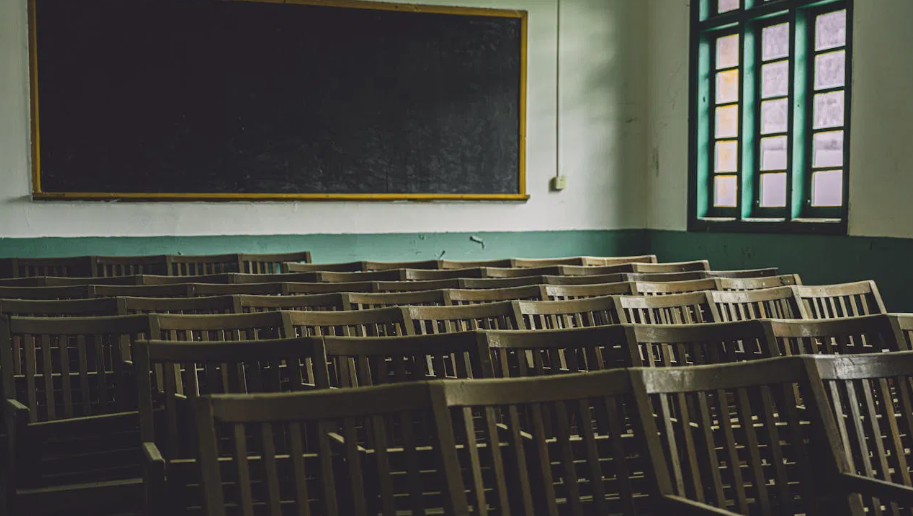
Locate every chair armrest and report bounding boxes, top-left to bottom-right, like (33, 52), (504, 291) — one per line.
(662, 495), (745, 516)
(142, 442), (166, 516)
(841, 472), (913, 505)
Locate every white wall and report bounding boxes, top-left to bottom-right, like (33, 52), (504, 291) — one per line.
(646, 0), (913, 239)
(0, 0), (648, 238)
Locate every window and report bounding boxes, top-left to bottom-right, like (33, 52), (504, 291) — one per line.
(689, 0), (852, 233)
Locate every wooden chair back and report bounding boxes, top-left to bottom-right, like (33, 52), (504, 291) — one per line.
(624, 271), (707, 282)
(165, 254), (240, 276)
(0, 298), (120, 317)
(0, 256), (94, 278)
(794, 281), (887, 319)
(374, 279), (461, 292)
(703, 267), (780, 278)
(717, 274), (803, 290)
(632, 278), (719, 295)
(0, 277), (48, 286)
(238, 251), (311, 274)
(440, 258), (513, 269)
(230, 272), (319, 284)
(317, 269), (406, 282)
(542, 281), (634, 301)
(510, 256), (586, 267)
(284, 261), (363, 273)
(581, 254), (658, 266)
(616, 292), (720, 324)
(458, 276), (543, 289)
(93, 255), (168, 277)
(483, 326), (635, 377)
(558, 264), (635, 275)
(630, 358), (860, 516)
(763, 315), (907, 356)
(236, 293), (345, 313)
(440, 370), (644, 515)
(443, 285), (543, 305)
(712, 286), (807, 321)
(89, 284), (192, 298)
(484, 266), (562, 278)
(404, 267), (486, 280)
(150, 312), (287, 343)
(193, 384), (468, 516)
(515, 296), (621, 330)
(117, 296), (237, 315)
(343, 290), (446, 310)
(543, 273), (628, 285)
(282, 307), (413, 337)
(405, 302), (525, 334)
(283, 281), (375, 294)
(630, 320), (777, 368)
(362, 259), (441, 271)
(189, 282), (284, 296)
(0, 285), (90, 300)
(631, 260), (710, 273)
(140, 273), (231, 285)
(321, 332), (494, 388)
(44, 275), (141, 286)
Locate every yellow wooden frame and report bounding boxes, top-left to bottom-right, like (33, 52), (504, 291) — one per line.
(28, 0), (529, 202)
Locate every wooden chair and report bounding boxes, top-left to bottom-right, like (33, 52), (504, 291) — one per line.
(283, 281), (375, 294)
(230, 272), (319, 284)
(616, 292), (720, 324)
(763, 314), (907, 356)
(404, 267), (486, 280)
(483, 326), (635, 377)
(443, 285), (543, 305)
(632, 278), (719, 295)
(236, 293), (346, 313)
(794, 281), (887, 319)
(630, 320), (777, 368)
(1, 315), (153, 515)
(440, 258), (513, 269)
(0, 286), (90, 300)
(43, 276), (141, 286)
(0, 298), (121, 318)
(717, 274), (803, 290)
(192, 383), (468, 516)
(343, 291), (446, 310)
(543, 273), (628, 285)
(317, 270), (407, 282)
(484, 266), (562, 278)
(805, 352), (913, 514)
(238, 251), (311, 274)
(0, 257), (94, 278)
(362, 259), (441, 271)
(625, 271), (708, 283)
(703, 267), (780, 278)
(282, 307), (413, 337)
(440, 370), (646, 515)
(321, 332), (494, 387)
(139, 273), (231, 285)
(631, 260), (710, 273)
(89, 284), (192, 298)
(712, 286), (808, 321)
(542, 281), (634, 301)
(116, 296), (237, 315)
(165, 254), (240, 276)
(405, 302), (525, 334)
(189, 282), (284, 296)
(374, 279), (461, 292)
(93, 256), (168, 277)
(630, 358), (864, 516)
(510, 257), (586, 267)
(150, 312), (287, 343)
(284, 261), (363, 273)
(515, 297), (621, 330)
(135, 337), (328, 515)
(581, 254), (658, 266)
(458, 276), (544, 289)
(558, 264), (636, 275)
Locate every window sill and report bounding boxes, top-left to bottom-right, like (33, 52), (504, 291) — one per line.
(689, 217), (847, 235)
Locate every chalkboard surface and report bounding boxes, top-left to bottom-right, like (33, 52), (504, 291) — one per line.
(30, 0), (527, 200)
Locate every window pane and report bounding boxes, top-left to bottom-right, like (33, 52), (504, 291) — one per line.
(715, 175), (738, 207)
(816, 10), (847, 51)
(762, 23), (790, 61)
(814, 91), (845, 129)
(718, 0), (739, 14)
(760, 136), (788, 171)
(715, 140), (739, 172)
(716, 34), (740, 69)
(812, 170), (844, 206)
(761, 61), (789, 99)
(760, 173), (788, 207)
(716, 70), (740, 104)
(813, 130), (845, 168)
(716, 105), (739, 138)
(815, 50), (846, 90)
(760, 99), (788, 135)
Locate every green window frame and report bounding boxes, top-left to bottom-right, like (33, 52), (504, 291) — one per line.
(689, 0), (852, 234)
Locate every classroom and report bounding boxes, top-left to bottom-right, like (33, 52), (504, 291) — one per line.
(0, 0), (911, 514)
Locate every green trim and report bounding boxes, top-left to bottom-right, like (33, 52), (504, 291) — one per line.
(741, 22), (757, 218)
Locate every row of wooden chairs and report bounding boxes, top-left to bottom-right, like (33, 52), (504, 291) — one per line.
(282, 254), (661, 271)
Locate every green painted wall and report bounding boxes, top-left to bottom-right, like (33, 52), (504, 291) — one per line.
(648, 230), (913, 312)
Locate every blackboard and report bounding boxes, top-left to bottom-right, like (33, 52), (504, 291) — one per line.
(29, 0), (527, 201)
